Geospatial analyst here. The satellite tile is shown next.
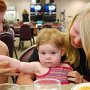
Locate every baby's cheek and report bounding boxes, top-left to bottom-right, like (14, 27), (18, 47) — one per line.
(39, 56), (44, 62)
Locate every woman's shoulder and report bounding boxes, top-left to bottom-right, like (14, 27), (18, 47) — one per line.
(0, 40), (8, 49)
(0, 40), (9, 55)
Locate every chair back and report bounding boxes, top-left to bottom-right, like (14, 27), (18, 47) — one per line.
(19, 45), (36, 62)
(0, 32), (14, 57)
(20, 24), (32, 40)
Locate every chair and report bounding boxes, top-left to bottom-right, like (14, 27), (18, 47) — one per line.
(0, 32), (14, 57)
(19, 45), (36, 62)
(18, 24), (33, 50)
(0, 32), (18, 59)
(14, 45), (36, 83)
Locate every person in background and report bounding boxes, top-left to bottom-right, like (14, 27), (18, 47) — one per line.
(3, 22), (15, 39)
(41, 22), (53, 28)
(17, 3), (90, 85)
(22, 9), (29, 22)
(0, 28), (77, 84)
(0, 0), (17, 83)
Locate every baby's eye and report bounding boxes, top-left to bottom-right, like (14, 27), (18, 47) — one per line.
(41, 52), (46, 55)
(51, 52), (56, 54)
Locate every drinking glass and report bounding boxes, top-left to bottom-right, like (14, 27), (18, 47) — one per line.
(19, 85), (34, 90)
(34, 78), (61, 90)
(0, 83), (20, 90)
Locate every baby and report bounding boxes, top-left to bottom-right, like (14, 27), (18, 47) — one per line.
(0, 28), (73, 84)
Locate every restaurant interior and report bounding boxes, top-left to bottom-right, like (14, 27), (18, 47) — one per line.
(0, 0), (90, 90)
(3, 0), (89, 35)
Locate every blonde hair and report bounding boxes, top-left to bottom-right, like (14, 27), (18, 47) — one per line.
(22, 9), (28, 14)
(36, 28), (75, 64)
(0, 0), (7, 12)
(68, 3), (90, 67)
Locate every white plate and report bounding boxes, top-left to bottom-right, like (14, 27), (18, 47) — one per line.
(71, 83), (90, 90)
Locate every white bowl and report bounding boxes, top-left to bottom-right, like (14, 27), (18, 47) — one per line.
(71, 83), (90, 90)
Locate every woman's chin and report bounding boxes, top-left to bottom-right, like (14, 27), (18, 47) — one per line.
(71, 42), (81, 48)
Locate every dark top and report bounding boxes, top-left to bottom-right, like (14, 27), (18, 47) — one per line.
(73, 48), (90, 81)
(22, 13), (29, 22)
(28, 48), (90, 81)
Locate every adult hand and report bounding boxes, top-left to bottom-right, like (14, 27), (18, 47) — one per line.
(67, 71), (84, 84)
(0, 60), (19, 76)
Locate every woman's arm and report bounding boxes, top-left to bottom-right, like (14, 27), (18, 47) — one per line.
(16, 72), (35, 85)
(0, 41), (17, 83)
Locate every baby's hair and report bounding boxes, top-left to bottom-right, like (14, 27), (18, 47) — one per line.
(36, 28), (68, 49)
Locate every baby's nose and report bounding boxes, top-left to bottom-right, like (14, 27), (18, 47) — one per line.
(45, 55), (51, 60)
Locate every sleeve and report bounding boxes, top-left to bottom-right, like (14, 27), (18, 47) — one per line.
(28, 48), (39, 62)
(83, 76), (90, 82)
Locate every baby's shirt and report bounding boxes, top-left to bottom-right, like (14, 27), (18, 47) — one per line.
(36, 65), (72, 84)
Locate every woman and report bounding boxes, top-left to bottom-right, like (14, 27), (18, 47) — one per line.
(67, 3), (90, 83)
(0, 0), (6, 33)
(16, 3), (90, 84)
(0, 0), (17, 83)
(22, 9), (29, 22)
(0, 40), (17, 83)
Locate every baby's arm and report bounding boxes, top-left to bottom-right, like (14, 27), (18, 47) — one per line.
(0, 55), (40, 74)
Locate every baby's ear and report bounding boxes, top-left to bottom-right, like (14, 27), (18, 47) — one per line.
(37, 47), (38, 50)
(61, 48), (66, 56)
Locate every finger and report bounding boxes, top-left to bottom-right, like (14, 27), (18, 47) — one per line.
(0, 68), (17, 74)
(67, 75), (83, 84)
(67, 71), (78, 77)
(0, 61), (9, 67)
(67, 77), (78, 83)
(3, 72), (20, 76)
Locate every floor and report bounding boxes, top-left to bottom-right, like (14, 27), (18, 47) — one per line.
(13, 36), (36, 59)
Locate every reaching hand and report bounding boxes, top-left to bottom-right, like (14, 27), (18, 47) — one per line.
(0, 60), (19, 76)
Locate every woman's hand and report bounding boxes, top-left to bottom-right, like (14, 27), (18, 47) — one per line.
(0, 60), (19, 76)
(67, 71), (84, 84)
(16, 72), (35, 85)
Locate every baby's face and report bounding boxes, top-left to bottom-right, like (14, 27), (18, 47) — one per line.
(38, 44), (62, 67)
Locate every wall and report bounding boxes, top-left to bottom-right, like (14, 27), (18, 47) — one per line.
(55, 0), (90, 25)
(4, 0), (31, 21)
(4, 0), (90, 23)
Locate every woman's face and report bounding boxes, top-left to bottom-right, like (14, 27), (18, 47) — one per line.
(0, 12), (5, 33)
(69, 21), (82, 48)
